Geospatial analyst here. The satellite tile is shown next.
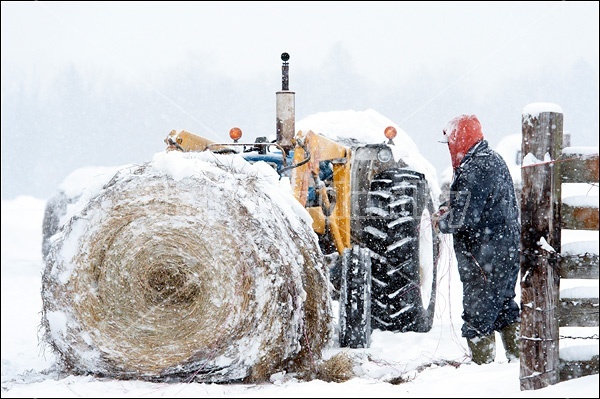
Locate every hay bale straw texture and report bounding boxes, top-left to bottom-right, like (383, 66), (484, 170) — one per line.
(41, 151), (333, 383)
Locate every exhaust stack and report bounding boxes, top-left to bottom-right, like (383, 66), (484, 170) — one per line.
(276, 52), (295, 152)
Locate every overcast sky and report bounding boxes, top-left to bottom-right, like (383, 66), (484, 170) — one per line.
(3, 1), (598, 89)
(1, 1), (598, 200)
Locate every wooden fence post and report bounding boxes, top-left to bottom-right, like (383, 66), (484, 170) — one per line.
(519, 103), (564, 390)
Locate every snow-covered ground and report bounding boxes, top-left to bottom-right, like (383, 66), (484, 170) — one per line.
(2, 191), (598, 397)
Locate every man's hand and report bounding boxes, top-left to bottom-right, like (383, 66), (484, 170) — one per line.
(432, 206), (449, 234)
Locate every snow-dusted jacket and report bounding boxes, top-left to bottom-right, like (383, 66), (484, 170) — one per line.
(438, 139), (521, 338)
(437, 139), (519, 237)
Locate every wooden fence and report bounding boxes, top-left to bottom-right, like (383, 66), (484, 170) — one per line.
(519, 104), (599, 390)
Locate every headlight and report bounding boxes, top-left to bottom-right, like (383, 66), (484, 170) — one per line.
(377, 147), (393, 163)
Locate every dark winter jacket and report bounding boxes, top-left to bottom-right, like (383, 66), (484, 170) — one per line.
(438, 139), (521, 339)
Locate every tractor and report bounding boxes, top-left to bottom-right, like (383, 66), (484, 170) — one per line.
(163, 53), (442, 348)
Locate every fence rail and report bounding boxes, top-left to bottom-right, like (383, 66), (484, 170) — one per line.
(559, 253), (599, 279)
(519, 103), (599, 391)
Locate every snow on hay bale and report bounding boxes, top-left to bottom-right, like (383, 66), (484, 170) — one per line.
(41, 151), (334, 383)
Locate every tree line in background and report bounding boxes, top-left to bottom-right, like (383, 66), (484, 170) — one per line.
(1, 48), (598, 200)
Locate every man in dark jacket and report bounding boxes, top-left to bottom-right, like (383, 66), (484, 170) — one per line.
(433, 114), (520, 365)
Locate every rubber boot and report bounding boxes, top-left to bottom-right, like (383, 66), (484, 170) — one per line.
(467, 333), (496, 365)
(500, 322), (520, 362)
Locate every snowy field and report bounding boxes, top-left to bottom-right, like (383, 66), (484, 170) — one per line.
(1, 192), (597, 398)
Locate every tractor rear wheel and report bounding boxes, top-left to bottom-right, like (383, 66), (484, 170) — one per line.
(363, 169), (439, 333)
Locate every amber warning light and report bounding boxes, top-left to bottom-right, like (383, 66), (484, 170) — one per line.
(229, 127), (242, 142)
(384, 126), (397, 145)
(384, 126), (397, 140)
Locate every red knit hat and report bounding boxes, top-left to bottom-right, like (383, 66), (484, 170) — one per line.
(443, 114), (484, 169)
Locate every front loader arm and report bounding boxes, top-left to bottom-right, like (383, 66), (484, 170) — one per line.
(164, 129), (233, 153)
(291, 130), (352, 255)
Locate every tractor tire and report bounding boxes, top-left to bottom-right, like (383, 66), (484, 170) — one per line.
(363, 169), (439, 333)
(338, 245), (372, 348)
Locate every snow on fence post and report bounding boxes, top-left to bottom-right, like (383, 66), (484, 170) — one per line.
(519, 103), (564, 391)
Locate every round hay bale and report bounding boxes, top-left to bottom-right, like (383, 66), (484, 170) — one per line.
(41, 151), (333, 383)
